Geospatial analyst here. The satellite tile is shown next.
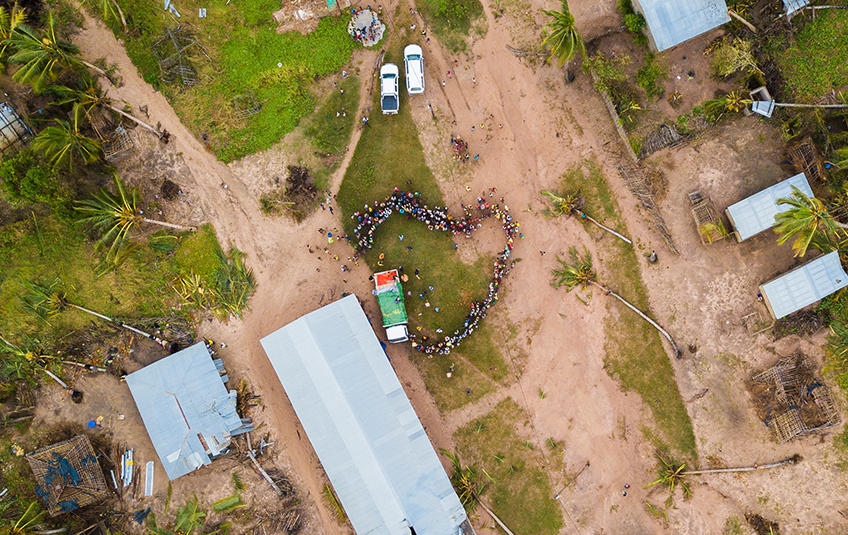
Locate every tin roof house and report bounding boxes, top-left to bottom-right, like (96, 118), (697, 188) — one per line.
(759, 251), (848, 319)
(260, 295), (474, 535)
(725, 172), (813, 242)
(125, 342), (253, 480)
(632, 0), (730, 52)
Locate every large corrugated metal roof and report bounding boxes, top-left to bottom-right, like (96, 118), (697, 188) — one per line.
(726, 172), (813, 241)
(260, 295), (470, 535)
(760, 251), (848, 319)
(126, 342), (242, 480)
(636, 0), (729, 51)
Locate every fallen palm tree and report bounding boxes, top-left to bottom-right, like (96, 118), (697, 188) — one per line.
(541, 190), (632, 244)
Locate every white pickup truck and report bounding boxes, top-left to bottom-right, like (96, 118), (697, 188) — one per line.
(380, 63), (399, 115)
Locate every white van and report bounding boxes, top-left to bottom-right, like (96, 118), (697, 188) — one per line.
(403, 45), (425, 95)
(380, 63), (399, 114)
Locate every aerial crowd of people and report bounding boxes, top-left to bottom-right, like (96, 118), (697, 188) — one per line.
(351, 188), (520, 355)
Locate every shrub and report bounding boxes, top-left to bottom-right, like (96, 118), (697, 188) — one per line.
(636, 52), (666, 100)
(0, 149), (72, 216)
(710, 38), (761, 78)
(584, 52), (631, 93)
(624, 12), (645, 33)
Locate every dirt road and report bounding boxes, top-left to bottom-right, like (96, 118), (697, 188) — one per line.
(70, 0), (847, 533)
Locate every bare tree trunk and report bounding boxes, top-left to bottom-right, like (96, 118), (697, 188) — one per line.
(81, 59), (109, 78)
(140, 217), (195, 231)
(66, 303), (171, 350)
(110, 0), (128, 32)
(579, 212), (632, 244)
(774, 102), (848, 109)
(684, 456), (800, 475)
(106, 103), (162, 137)
(477, 500), (517, 535)
(727, 10), (758, 33)
(590, 281), (681, 358)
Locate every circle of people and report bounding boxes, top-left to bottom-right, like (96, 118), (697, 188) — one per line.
(351, 188), (519, 356)
(347, 8), (382, 45)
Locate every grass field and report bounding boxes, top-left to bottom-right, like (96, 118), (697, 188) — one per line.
(454, 397), (563, 535)
(558, 163), (698, 460)
(96, 0), (357, 161)
(0, 215), (224, 346)
(337, 21), (507, 410)
(779, 9), (848, 99)
(416, 0), (486, 52)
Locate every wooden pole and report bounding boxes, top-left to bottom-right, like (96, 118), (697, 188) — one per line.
(727, 10), (758, 33)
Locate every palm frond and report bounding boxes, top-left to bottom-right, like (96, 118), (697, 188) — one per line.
(774, 186), (843, 257)
(542, 0), (585, 67)
(552, 246), (596, 290)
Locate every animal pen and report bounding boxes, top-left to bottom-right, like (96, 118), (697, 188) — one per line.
(788, 136), (825, 183)
(27, 435), (110, 516)
(688, 191), (726, 244)
(750, 354), (838, 443)
(102, 126), (134, 161)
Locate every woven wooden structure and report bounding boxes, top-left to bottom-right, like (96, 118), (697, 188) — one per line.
(27, 435), (110, 516)
(788, 137), (825, 182)
(688, 191), (727, 245)
(617, 164), (679, 254)
(153, 28), (202, 85)
(103, 126), (134, 161)
(750, 355), (838, 443)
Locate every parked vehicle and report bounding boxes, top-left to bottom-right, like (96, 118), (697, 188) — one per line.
(380, 63), (399, 114)
(373, 269), (409, 343)
(403, 44), (425, 95)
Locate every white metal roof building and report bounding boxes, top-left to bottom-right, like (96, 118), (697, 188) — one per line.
(725, 172), (813, 242)
(632, 0), (730, 52)
(260, 295), (473, 535)
(126, 342), (252, 480)
(759, 251), (848, 319)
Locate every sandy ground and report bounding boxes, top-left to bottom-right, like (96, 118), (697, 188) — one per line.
(43, 1), (848, 534)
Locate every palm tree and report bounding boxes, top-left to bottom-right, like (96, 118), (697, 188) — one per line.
(0, 3), (26, 71)
(774, 185), (848, 257)
(440, 450), (516, 535)
(76, 175), (194, 267)
(825, 319), (848, 374)
(541, 190), (632, 244)
(831, 146), (848, 170)
(22, 278), (174, 351)
(553, 247), (681, 358)
(5, 12), (108, 93)
(646, 453), (800, 507)
(542, 0), (585, 81)
(31, 116), (102, 170)
(51, 81), (161, 139)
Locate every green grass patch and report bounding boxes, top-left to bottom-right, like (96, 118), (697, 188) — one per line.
(779, 9), (848, 99)
(306, 76), (361, 156)
(337, 35), (504, 410)
(99, 0), (357, 161)
(414, 356), (494, 412)
(0, 215), (223, 346)
(635, 52), (666, 101)
(416, 0), (485, 51)
(558, 163), (697, 460)
(454, 398), (563, 535)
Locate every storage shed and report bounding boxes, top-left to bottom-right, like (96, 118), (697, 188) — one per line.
(0, 102), (32, 156)
(632, 0), (730, 52)
(759, 251), (848, 319)
(725, 172), (812, 242)
(260, 295), (473, 535)
(125, 342), (253, 480)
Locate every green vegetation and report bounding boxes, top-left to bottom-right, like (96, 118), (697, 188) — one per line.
(454, 398), (563, 535)
(0, 149), (70, 217)
(96, 0), (358, 161)
(306, 76), (360, 157)
(542, 0), (585, 73)
(635, 52), (666, 100)
(416, 0), (484, 51)
(615, 0), (647, 45)
(558, 163), (697, 459)
(780, 9), (848, 99)
(710, 37), (761, 79)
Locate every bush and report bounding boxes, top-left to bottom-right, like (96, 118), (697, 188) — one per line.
(584, 52), (631, 93)
(0, 149), (72, 217)
(710, 38), (760, 78)
(624, 12), (645, 33)
(636, 52), (666, 100)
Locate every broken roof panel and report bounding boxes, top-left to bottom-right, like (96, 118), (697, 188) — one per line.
(260, 295), (472, 535)
(725, 172), (812, 241)
(635, 0), (730, 51)
(126, 342), (246, 480)
(760, 251), (848, 319)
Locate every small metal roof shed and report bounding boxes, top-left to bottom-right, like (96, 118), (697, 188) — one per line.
(126, 342), (252, 480)
(632, 0), (730, 52)
(260, 295), (472, 535)
(760, 251), (848, 319)
(725, 172), (812, 241)
(783, 0), (809, 18)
